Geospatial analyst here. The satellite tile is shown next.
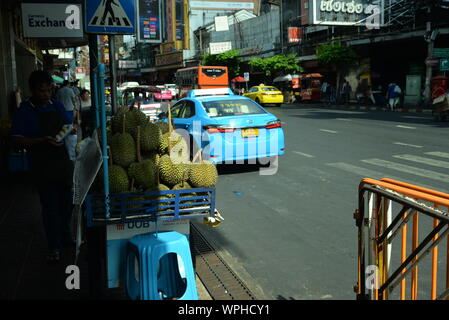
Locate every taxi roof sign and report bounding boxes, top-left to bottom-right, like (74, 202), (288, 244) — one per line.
(187, 88), (235, 98)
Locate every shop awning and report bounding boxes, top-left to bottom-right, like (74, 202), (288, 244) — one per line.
(273, 74), (293, 82)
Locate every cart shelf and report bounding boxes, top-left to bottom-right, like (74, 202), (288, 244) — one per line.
(85, 187), (216, 227)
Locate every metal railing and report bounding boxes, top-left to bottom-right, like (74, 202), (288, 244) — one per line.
(355, 178), (449, 300)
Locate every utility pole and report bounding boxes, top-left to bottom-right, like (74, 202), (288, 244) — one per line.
(424, 2), (435, 106)
(280, 0), (284, 54)
(108, 35), (117, 115)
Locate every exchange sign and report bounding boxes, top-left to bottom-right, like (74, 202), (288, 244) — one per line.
(312, 0), (384, 27)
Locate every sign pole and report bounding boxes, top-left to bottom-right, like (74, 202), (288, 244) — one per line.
(424, 5), (434, 106)
(109, 35), (118, 115)
(89, 34), (99, 128)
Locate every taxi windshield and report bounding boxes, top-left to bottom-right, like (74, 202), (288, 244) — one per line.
(202, 99), (266, 117)
(261, 87), (279, 91)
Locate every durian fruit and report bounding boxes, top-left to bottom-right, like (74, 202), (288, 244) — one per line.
(128, 160), (157, 189)
(146, 183), (171, 194)
(172, 181), (197, 208)
(188, 152), (218, 188)
(153, 195), (172, 212)
(158, 132), (170, 155)
(126, 107), (148, 140)
(97, 147), (130, 194)
(158, 154), (186, 187)
(110, 180), (144, 214)
(142, 152), (160, 166)
(109, 114), (136, 168)
(155, 121), (169, 134)
(144, 185), (173, 212)
(140, 122), (162, 152)
(127, 126), (157, 189)
(108, 165), (130, 193)
(111, 106), (129, 133)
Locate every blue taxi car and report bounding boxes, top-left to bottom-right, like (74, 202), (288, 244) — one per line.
(157, 88), (285, 164)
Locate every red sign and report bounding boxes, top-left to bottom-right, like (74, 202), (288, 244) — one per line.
(288, 27), (302, 43)
(425, 57), (439, 66)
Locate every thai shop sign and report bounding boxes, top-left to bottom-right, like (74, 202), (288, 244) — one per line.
(209, 42), (232, 55)
(21, 3), (83, 38)
(312, 0), (384, 26)
(118, 60), (138, 69)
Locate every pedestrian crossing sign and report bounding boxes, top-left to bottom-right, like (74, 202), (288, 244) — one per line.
(85, 0), (136, 34)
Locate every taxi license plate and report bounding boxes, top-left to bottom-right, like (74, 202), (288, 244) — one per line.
(241, 128), (259, 138)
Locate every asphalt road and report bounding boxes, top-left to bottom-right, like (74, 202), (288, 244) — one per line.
(193, 104), (449, 300)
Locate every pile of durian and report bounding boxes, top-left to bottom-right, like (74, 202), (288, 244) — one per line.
(92, 105), (218, 213)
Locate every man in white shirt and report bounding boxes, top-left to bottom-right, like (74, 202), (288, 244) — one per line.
(55, 80), (76, 123)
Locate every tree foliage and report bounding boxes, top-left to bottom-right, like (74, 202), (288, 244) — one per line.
(249, 53), (303, 76)
(201, 49), (242, 78)
(316, 43), (358, 69)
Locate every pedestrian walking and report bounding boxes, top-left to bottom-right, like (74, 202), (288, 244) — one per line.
(341, 80), (352, 105)
(329, 84), (337, 104)
(79, 89), (94, 138)
(55, 80), (77, 123)
(386, 82), (401, 111)
(321, 81), (330, 104)
(10, 70), (75, 263)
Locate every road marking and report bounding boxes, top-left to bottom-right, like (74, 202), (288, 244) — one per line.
(393, 142), (423, 148)
(327, 162), (387, 179)
(292, 151), (315, 158)
(327, 162), (447, 192)
(425, 152), (449, 159)
(319, 129), (338, 134)
(402, 116), (426, 119)
(393, 154), (449, 169)
(336, 118), (352, 121)
(361, 158), (449, 183)
(396, 125), (416, 129)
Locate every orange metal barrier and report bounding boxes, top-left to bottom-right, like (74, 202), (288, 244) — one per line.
(355, 178), (449, 300)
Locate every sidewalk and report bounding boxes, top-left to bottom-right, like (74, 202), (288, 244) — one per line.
(283, 102), (434, 114)
(0, 171), (211, 300)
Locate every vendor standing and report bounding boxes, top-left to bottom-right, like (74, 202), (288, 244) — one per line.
(10, 70), (74, 263)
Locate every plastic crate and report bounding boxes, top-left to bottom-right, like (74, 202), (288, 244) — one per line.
(85, 187), (216, 227)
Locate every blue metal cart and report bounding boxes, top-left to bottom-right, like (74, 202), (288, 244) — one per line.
(83, 64), (218, 298)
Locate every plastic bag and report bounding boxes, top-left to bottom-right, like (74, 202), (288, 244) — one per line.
(65, 134), (78, 161)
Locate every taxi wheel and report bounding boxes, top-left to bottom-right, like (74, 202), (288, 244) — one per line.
(256, 98), (264, 107)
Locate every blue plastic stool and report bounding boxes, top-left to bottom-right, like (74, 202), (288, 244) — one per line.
(125, 231), (198, 300)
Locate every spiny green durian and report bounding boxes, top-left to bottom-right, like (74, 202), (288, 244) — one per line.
(158, 132), (170, 154)
(127, 108), (148, 139)
(109, 131), (136, 168)
(188, 161), (218, 188)
(111, 106), (129, 133)
(172, 181), (200, 208)
(155, 121), (169, 134)
(158, 154), (185, 187)
(142, 152), (160, 166)
(98, 165), (129, 194)
(140, 122), (162, 152)
(128, 159), (157, 189)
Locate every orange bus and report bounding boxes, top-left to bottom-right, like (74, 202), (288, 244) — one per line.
(175, 66), (229, 98)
